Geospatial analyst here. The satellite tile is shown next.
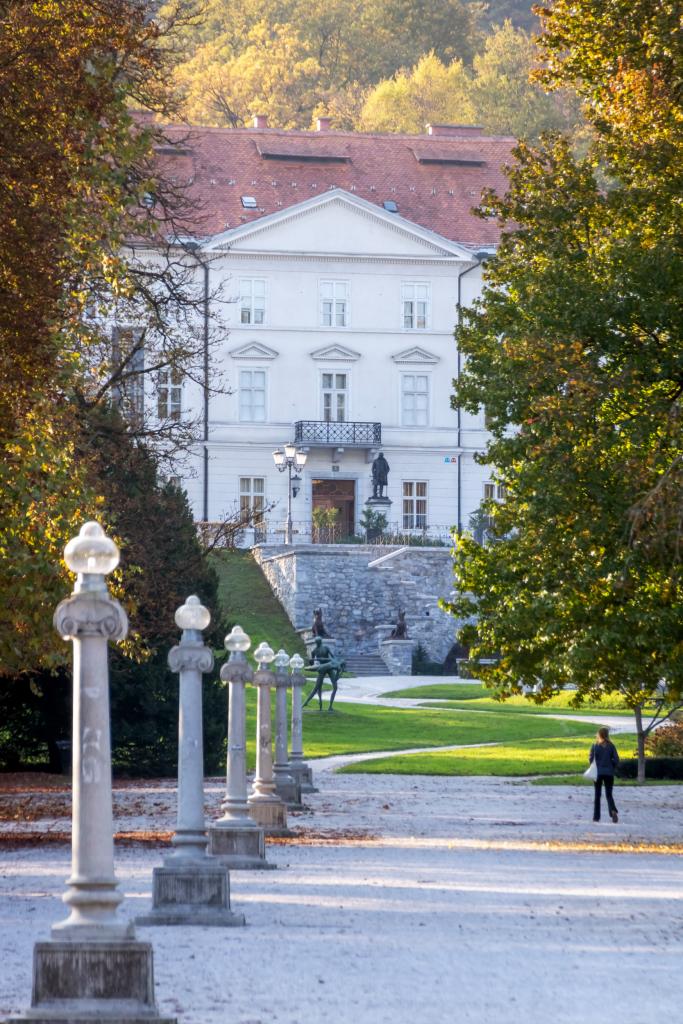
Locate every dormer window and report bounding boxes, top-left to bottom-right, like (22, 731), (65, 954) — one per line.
(383, 199), (398, 213)
(241, 196), (257, 209)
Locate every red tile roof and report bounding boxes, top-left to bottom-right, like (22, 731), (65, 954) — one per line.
(156, 125), (515, 246)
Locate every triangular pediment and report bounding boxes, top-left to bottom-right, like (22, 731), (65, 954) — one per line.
(310, 344), (361, 362)
(229, 341), (279, 360)
(391, 346), (440, 365)
(206, 190), (473, 261)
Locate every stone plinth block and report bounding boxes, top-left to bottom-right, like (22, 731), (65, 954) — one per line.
(135, 863), (245, 927)
(248, 798), (290, 835)
(273, 774), (302, 808)
(290, 761), (317, 793)
(5, 940), (176, 1023)
(379, 638), (415, 675)
(208, 824), (275, 870)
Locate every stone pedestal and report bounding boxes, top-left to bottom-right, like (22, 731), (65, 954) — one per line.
(289, 655), (317, 793)
(208, 627), (274, 869)
(10, 523), (176, 1024)
(136, 599), (244, 927)
(136, 862), (244, 927)
(379, 638), (415, 675)
(209, 823), (273, 869)
(6, 941), (176, 1023)
(248, 644), (289, 835)
(272, 651), (303, 809)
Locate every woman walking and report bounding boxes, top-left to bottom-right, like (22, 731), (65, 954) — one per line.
(589, 726), (620, 823)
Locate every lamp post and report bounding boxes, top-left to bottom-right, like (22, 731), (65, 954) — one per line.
(10, 522), (176, 1024)
(209, 625), (273, 869)
(288, 653), (317, 793)
(273, 442), (307, 544)
(272, 649), (301, 807)
(137, 596), (245, 926)
(248, 642), (288, 833)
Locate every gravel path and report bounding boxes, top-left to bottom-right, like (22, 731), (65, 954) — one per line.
(1, 677), (678, 1024)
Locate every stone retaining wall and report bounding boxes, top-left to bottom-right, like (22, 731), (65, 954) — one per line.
(253, 544), (458, 661)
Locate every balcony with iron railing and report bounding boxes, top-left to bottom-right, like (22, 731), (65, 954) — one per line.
(293, 420), (382, 447)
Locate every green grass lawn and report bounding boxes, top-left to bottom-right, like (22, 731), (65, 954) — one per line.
(382, 683), (634, 717)
(340, 733), (638, 777)
(531, 774), (683, 786)
(236, 692), (600, 770)
(210, 549), (305, 656)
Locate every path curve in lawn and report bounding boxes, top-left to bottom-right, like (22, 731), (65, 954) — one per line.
(334, 673), (634, 733)
(311, 674), (634, 774)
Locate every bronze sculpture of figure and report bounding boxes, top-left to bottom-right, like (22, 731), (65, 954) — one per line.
(303, 637), (345, 712)
(390, 610), (408, 639)
(371, 451), (390, 499)
(311, 608), (330, 638)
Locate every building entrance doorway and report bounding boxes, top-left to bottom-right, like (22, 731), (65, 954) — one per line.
(312, 479), (355, 541)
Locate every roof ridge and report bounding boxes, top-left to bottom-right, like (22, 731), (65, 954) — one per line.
(157, 121), (516, 144)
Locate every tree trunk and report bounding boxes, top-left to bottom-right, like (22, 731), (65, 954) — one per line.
(634, 704), (646, 784)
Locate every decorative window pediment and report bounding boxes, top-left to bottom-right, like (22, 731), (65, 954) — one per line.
(309, 344), (361, 362)
(229, 342), (279, 361)
(391, 346), (440, 365)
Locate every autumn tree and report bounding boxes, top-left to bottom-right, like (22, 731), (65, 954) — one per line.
(361, 23), (578, 139)
(166, 0), (480, 128)
(0, 3), (227, 771)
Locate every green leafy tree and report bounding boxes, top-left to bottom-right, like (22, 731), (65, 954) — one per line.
(444, 127), (683, 782)
(0, 406), (226, 776)
(535, 0), (683, 565)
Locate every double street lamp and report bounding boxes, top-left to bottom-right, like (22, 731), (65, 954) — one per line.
(273, 443), (307, 544)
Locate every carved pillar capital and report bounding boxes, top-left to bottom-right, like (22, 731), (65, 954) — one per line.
(54, 592), (128, 642)
(168, 643), (214, 675)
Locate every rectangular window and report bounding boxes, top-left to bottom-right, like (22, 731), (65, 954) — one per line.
(157, 368), (182, 421)
(112, 326), (144, 427)
(239, 369), (266, 422)
(402, 282), (430, 329)
(239, 278), (266, 325)
(484, 482), (507, 501)
(240, 477), (265, 524)
(401, 374), (429, 426)
(402, 481), (428, 529)
(322, 371), (347, 422)
(320, 280), (348, 327)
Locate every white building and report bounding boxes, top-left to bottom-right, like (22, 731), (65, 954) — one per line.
(156, 120), (513, 544)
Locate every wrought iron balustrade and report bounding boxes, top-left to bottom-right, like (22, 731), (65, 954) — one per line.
(293, 420), (382, 447)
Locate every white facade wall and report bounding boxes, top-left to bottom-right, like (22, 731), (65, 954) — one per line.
(173, 192), (494, 541)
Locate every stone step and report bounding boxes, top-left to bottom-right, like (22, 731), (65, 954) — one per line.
(343, 654), (392, 677)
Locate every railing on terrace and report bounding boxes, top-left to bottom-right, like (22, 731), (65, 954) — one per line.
(245, 519), (456, 547)
(293, 420), (382, 447)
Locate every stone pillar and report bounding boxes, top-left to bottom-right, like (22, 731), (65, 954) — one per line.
(8, 522), (175, 1024)
(288, 653), (316, 793)
(137, 597), (245, 927)
(208, 625), (273, 870)
(379, 638), (415, 675)
(248, 642), (289, 834)
(272, 649), (302, 808)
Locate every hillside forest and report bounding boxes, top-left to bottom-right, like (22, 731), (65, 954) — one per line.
(162, 0), (581, 139)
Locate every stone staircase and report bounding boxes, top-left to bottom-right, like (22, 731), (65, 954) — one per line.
(343, 653), (392, 677)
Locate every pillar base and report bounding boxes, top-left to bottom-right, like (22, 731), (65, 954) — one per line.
(208, 822), (275, 870)
(290, 762), (317, 793)
(6, 940), (176, 1023)
(135, 862), (245, 928)
(273, 773), (303, 808)
(248, 795), (290, 835)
